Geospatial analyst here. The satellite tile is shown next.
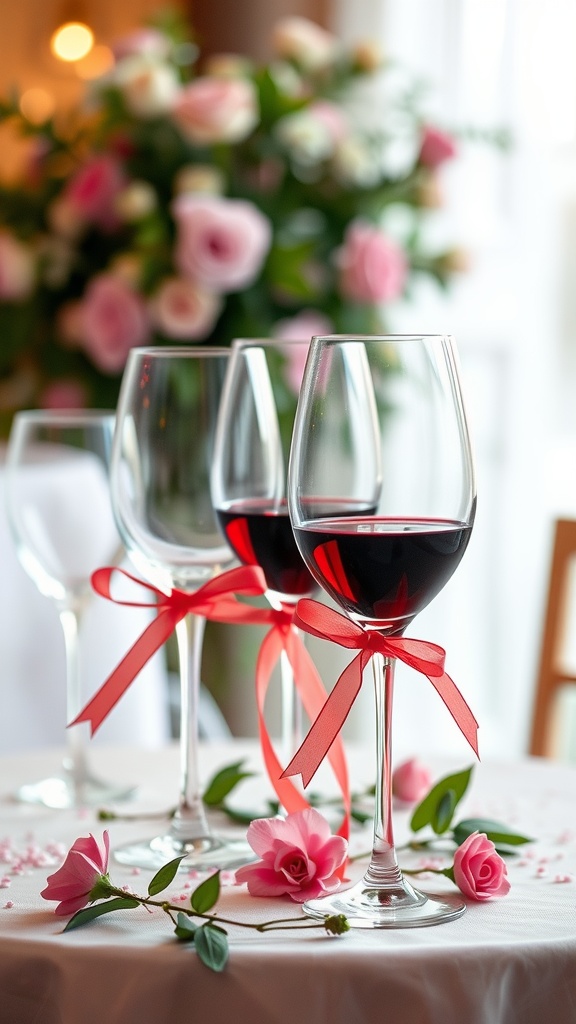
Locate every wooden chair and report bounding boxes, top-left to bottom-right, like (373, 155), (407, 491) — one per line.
(530, 519), (576, 756)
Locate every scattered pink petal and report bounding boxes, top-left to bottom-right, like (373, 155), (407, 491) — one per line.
(3, 901), (13, 909)
(553, 874), (573, 883)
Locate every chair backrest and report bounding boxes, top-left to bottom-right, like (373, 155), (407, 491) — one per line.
(529, 519), (576, 757)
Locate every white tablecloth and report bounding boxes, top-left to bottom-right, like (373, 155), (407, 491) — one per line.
(0, 741), (575, 1024)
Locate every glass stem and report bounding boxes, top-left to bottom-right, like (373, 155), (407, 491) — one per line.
(280, 642), (302, 766)
(364, 654), (404, 888)
(59, 603), (90, 790)
(172, 612), (210, 841)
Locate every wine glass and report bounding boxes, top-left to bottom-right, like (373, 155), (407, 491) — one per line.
(287, 334), (476, 927)
(5, 409), (134, 809)
(211, 338), (317, 763)
(109, 346), (254, 871)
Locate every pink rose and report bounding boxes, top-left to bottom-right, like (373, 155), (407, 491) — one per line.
(78, 273), (150, 374)
(338, 220), (407, 304)
(273, 309), (333, 343)
(39, 379), (88, 410)
(171, 77), (258, 145)
(61, 154), (126, 232)
(149, 277), (222, 339)
(235, 808), (347, 903)
(273, 310), (333, 392)
(392, 758), (432, 804)
(0, 231), (35, 300)
(418, 125), (458, 168)
(173, 193), (272, 293)
(452, 831), (511, 902)
(41, 832), (111, 917)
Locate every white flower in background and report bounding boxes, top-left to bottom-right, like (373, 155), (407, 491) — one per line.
(115, 181), (157, 222)
(332, 135), (382, 188)
(272, 17), (341, 72)
(173, 164), (225, 196)
(113, 55), (180, 118)
(275, 109), (334, 166)
(0, 231), (35, 299)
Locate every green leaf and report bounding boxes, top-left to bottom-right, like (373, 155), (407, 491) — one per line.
(63, 897), (140, 932)
(190, 871), (221, 914)
(431, 789), (457, 834)
(148, 855), (187, 896)
(174, 911), (197, 942)
(202, 760), (254, 806)
(194, 923), (229, 972)
(410, 766), (474, 834)
(452, 818), (533, 848)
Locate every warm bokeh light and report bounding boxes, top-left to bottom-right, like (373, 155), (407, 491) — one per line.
(19, 88), (56, 125)
(75, 44), (114, 80)
(50, 22), (94, 63)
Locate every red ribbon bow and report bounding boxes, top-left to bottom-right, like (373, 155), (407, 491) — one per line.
(69, 564), (268, 736)
(281, 598), (480, 789)
(70, 567), (350, 839)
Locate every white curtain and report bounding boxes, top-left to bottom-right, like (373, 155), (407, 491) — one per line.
(330, 0), (576, 760)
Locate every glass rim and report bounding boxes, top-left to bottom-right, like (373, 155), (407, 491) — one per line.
(11, 409), (116, 424)
(231, 337), (311, 348)
(309, 333), (456, 344)
(126, 345), (231, 359)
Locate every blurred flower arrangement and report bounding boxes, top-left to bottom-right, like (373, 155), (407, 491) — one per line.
(0, 8), (469, 426)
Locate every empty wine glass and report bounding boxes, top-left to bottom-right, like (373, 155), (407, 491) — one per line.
(288, 335), (476, 927)
(211, 338), (317, 763)
(109, 346), (254, 871)
(5, 409), (133, 808)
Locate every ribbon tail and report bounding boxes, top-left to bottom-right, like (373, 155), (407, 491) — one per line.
(255, 627), (310, 816)
(426, 669), (480, 758)
(281, 650), (368, 788)
(285, 626), (350, 841)
(68, 606), (181, 736)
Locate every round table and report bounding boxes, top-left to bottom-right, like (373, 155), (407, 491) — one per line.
(0, 741), (575, 1024)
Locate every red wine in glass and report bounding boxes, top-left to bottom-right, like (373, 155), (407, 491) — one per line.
(216, 499), (315, 600)
(294, 516), (472, 632)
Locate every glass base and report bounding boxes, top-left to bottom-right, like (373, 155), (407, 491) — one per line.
(302, 874), (465, 929)
(112, 831), (257, 872)
(15, 770), (136, 810)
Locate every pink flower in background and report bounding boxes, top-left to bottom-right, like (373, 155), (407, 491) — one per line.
(418, 125), (458, 168)
(338, 220), (407, 304)
(41, 832), (111, 917)
(273, 310), (333, 391)
(171, 76), (259, 144)
(392, 758), (432, 804)
(61, 154), (126, 232)
(78, 273), (150, 373)
(173, 193), (272, 292)
(452, 832), (511, 901)
(235, 808), (347, 902)
(40, 379), (88, 410)
(149, 276), (222, 339)
(0, 231), (35, 300)
(309, 100), (348, 146)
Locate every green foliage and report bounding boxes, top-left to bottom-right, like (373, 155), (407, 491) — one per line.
(148, 856), (187, 896)
(190, 871), (221, 914)
(410, 766), (474, 835)
(63, 896), (140, 931)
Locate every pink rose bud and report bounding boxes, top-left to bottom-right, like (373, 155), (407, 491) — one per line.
(452, 831), (511, 901)
(392, 758), (432, 804)
(41, 832), (111, 917)
(338, 220), (407, 304)
(418, 125), (458, 168)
